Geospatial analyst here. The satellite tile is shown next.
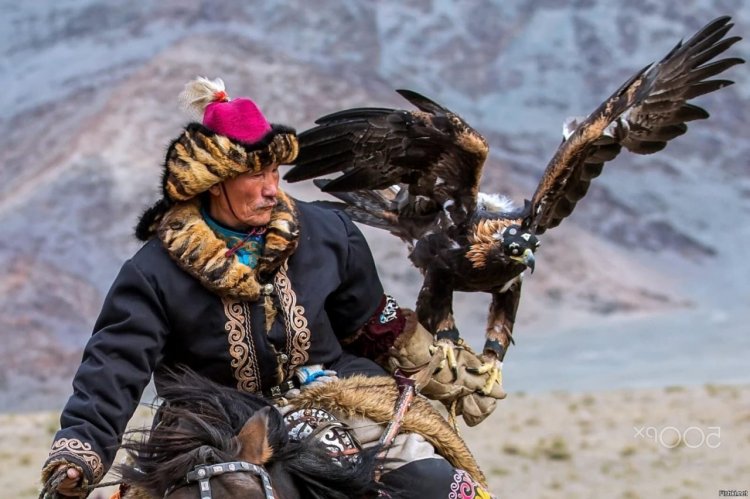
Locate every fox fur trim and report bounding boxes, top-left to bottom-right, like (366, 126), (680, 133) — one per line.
(165, 123), (298, 202)
(156, 190), (299, 300)
(289, 375), (487, 488)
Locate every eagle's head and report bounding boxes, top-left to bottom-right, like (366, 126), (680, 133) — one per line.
(500, 225), (540, 272)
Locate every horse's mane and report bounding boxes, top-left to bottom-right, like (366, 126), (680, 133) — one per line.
(118, 369), (379, 499)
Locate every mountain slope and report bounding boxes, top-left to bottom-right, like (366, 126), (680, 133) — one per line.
(1, 0), (747, 410)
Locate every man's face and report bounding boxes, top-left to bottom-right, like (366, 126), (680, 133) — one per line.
(208, 164), (280, 228)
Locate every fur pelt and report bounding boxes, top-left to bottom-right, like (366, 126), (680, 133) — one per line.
(155, 190), (299, 300)
(135, 197), (172, 241)
(288, 375), (488, 488)
(165, 123), (298, 202)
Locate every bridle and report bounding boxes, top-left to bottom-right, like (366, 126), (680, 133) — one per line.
(164, 461), (275, 499)
(149, 373), (418, 499)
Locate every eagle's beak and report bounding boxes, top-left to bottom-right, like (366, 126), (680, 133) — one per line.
(523, 249), (535, 273)
(510, 248), (536, 273)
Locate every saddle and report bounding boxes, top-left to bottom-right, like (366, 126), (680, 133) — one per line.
(284, 375), (487, 488)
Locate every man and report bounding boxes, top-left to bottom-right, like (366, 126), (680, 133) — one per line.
(41, 77), (498, 498)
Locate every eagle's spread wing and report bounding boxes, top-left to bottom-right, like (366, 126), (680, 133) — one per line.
(528, 16), (743, 234)
(285, 90), (489, 241)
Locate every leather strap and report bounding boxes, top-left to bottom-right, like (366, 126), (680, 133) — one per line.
(374, 371), (416, 481)
(165, 461), (275, 499)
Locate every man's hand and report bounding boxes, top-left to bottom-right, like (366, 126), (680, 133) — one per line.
(387, 310), (507, 425)
(55, 464), (82, 496)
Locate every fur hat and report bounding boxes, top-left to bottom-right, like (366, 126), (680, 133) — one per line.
(136, 77), (298, 240)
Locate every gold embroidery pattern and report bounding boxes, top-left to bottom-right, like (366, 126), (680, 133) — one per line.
(275, 263), (311, 376)
(223, 298), (261, 393)
(49, 438), (104, 482)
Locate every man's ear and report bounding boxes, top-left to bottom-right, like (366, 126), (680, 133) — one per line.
(236, 406), (274, 465)
(208, 184), (221, 197)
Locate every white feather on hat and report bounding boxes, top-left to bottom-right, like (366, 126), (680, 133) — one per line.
(178, 76), (228, 120)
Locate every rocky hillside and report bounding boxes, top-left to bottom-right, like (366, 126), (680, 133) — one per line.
(1, 0), (747, 410)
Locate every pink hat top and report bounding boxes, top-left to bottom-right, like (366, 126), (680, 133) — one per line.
(203, 98), (273, 144)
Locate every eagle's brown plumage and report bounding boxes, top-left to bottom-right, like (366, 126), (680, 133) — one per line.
(285, 89), (489, 238)
(466, 218), (518, 269)
(529, 16), (743, 234)
(285, 17), (743, 373)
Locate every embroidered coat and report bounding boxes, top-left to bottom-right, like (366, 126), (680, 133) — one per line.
(44, 191), (384, 484)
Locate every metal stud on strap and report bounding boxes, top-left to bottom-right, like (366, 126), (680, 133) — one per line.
(180, 461), (275, 499)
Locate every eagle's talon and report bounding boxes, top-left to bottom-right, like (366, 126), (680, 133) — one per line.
(446, 344), (458, 380)
(465, 366), (481, 375)
(433, 339), (460, 382)
(471, 357), (503, 396)
(436, 358), (447, 374)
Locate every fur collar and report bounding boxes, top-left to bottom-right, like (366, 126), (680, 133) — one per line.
(156, 190), (299, 301)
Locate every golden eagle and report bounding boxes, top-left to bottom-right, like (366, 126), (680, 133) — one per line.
(285, 16), (743, 393)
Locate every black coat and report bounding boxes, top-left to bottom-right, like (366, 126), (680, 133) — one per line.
(45, 196), (384, 483)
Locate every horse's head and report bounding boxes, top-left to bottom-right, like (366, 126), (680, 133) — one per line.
(118, 369), (379, 499)
(163, 407), (289, 499)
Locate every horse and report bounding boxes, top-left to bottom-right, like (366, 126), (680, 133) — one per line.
(117, 370), (487, 499)
(117, 370), (380, 499)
